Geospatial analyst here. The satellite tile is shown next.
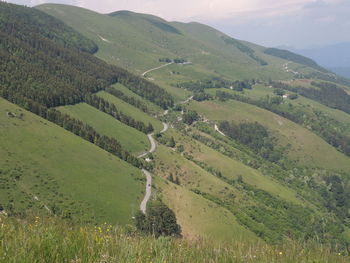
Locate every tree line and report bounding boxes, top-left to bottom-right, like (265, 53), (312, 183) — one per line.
(178, 78), (252, 93)
(271, 81), (350, 114)
(119, 75), (174, 109)
(105, 87), (149, 113)
(84, 94), (154, 134)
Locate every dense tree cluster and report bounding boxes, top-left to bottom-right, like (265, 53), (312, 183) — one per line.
(222, 36), (268, 66)
(0, 3), (123, 108)
(192, 92), (213, 102)
(182, 110), (199, 125)
(85, 94), (153, 134)
(219, 121), (283, 162)
(179, 78), (252, 93)
(105, 87), (149, 113)
(0, 2), (174, 111)
(0, 2), (98, 53)
(135, 201), (181, 237)
(158, 58), (187, 63)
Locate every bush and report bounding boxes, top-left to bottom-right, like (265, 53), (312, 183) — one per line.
(135, 201), (181, 237)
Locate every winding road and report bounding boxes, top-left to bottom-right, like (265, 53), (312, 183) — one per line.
(160, 122), (169, 133)
(138, 117), (170, 213)
(140, 169), (152, 214)
(141, 62), (174, 77)
(137, 79), (193, 213)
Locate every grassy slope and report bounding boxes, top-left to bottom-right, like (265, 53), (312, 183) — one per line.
(31, 3), (350, 244)
(0, 98), (143, 224)
(96, 91), (163, 132)
(37, 4), (308, 84)
(166, 128), (302, 205)
(158, 178), (259, 242)
(207, 85), (350, 127)
(152, 145), (262, 241)
(189, 99), (350, 172)
(57, 103), (150, 154)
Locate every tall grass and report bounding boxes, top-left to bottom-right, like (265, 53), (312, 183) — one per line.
(0, 215), (348, 263)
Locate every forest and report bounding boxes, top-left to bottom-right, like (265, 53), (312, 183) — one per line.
(0, 2), (171, 170)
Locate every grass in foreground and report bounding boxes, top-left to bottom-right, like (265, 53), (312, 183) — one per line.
(0, 215), (348, 263)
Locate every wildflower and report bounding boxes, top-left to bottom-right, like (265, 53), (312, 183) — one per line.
(279, 252), (283, 255)
(338, 253), (341, 256)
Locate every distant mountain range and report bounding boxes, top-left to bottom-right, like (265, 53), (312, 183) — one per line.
(281, 43), (350, 78)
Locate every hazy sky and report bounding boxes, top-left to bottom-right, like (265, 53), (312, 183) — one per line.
(6, 0), (350, 48)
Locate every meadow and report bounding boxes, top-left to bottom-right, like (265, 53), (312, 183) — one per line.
(0, 98), (143, 224)
(0, 214), (348, 263)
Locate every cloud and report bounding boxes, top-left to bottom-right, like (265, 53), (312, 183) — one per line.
(7, 0), (319, 21)
(4, 0), (350, 47)
(210, 0), (350, 47)
(74, 0), (316, 21)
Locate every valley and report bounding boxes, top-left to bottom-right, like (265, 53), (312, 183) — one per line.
(1, 2), (350, 259)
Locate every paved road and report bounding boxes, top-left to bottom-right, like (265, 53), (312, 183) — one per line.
(214, 124), (226, 137)
(140, 169), (152, 214)
(141, 62), (174, 77)
(137, 129), (161, 213)
(137, 133), (156, 158)
(137, 108), (171, 213)
(179, 95), (194, 104)
(160, 122), (169, 133)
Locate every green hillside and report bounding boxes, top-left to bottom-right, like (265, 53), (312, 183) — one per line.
(0, 97), (143, 224)
(37, 4), (298, 82)
(189, 99), (350, 171)
(36, 3), (350, 245)
(2, 2), (350, 256)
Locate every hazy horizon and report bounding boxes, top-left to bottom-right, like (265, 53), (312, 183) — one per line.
(5, 0), (350, 49)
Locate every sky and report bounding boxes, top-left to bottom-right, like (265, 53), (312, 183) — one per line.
(5, 0), (350, 48)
